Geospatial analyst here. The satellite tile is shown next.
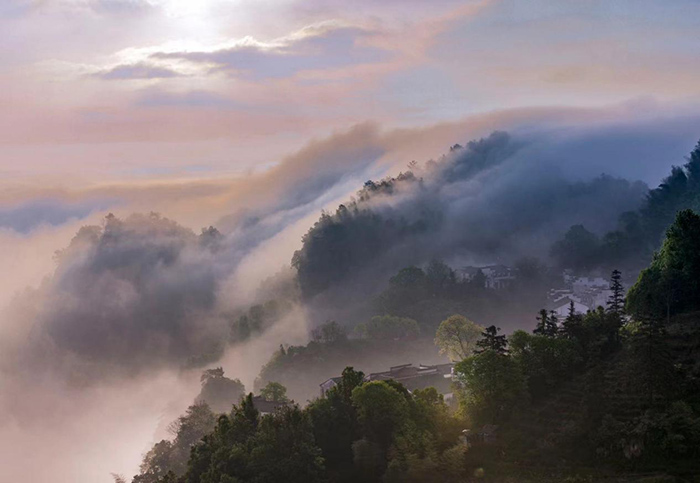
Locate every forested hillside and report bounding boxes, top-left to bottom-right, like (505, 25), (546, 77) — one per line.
(123, 142), (700, 482)
(292, 133), (649, 303)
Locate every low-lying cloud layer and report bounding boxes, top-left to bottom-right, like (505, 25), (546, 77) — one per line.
(293, 130), (654, 312)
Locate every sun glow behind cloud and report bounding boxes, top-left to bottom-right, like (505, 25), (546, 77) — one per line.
(2, 0), (700, 188)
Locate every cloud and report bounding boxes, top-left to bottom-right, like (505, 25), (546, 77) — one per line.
(291, 116), (700, 310)
(153, 23), (391, 80)
(95, 61), (183, 80)
(2, 109), (697, 379)
(1, 107), (699, 483)
(1, 213), (230, 378)
(61, 0), (156, 16)
(0, 198), (116, 233)
(135, 89), (246, 109)
(0, 124), (386, 376)
(0, 0), (34, 17)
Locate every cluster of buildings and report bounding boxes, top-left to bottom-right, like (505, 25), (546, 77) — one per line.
(320, 363), (455, 400)
(548, 275), (614, 317)
(460, 264), (517, 290)
(460, 263), (619, 317)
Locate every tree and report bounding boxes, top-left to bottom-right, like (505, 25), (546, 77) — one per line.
(168, 402), (217, 451)
(627, 209), (700, 319)
(549, 311), (559, 335)
(425, 259), (457, 296)
(196, 368), (246, 413)
(230, 300), (291, 344)
(550, 224), (601, 272)
(630, 316), (677, 407)
(377, 266), (428, 314)
(534, 309), (558, 337)
(199, 226), (223, 251)
(352, 439), (385, 482)
(132, 440), (174, 483)
(355, 315), (420, 340)
(434, 314), (483, 361)
(260, 381), (289, 403)
(184, 394), (325, 483)
(561, 301), (586, 342)
(308, 367), (365, 482)
(183, 394), (260, 482)
(200, 367), (224, 383)
(247, 406), (326, 483)
(135, 402), (217, 483)
(352, 381), (410, 451)
(454, 350), (526, 425)
(582, 306), (623, 357)
(474, 325), (508, 355)
(606, 269), (625, 316)
(311, 320), (347, 344)
(509, 330), (582, 399)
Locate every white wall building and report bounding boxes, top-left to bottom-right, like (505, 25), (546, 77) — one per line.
(549, 297), (591, 318)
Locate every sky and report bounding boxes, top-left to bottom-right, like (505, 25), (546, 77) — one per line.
(1, 2), (700, 481)
(2, 0), (700, 189)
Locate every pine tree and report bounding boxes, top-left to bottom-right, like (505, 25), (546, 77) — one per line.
(548, 311), (559, 336)
(534, 309), (558, 337)
(475, 325), (509, 355)
(534, 309), (548, 336)
(567, 300), (575, 320)
(561, 300), (585, 341)
(606, 269), (625, 315)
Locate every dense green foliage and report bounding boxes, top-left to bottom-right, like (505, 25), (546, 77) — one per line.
(141, 369), (468, 483)
(118, 130), (700, 483)
(130, 204), (700, 482)
(291, 174), (431, 299)
(509, 330), (582, 398)
(434, 314), (483, 361)
(626, 209), (700, 319)
(376, 259), (560, 330)
(455, 349), (526, 425)
(259, 381), (289, 403)
(451, 213), (700, 476)
(184, 394), (325, 483)
(474, 325), (508, 355)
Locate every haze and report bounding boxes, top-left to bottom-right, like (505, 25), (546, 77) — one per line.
(1, 1), (700, 482)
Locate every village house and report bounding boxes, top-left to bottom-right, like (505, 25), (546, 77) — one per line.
(319, 363), (455, 399)
(548, 297), (590, 318)
(460, 264), (517, 290)
(548, 273), (622, 316)
(319, 376), (343, 398)
(251, 396), (289, 415)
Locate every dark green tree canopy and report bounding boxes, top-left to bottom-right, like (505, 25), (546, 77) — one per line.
(627, 209), (700, 318)
(475, 325), (508, 355)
